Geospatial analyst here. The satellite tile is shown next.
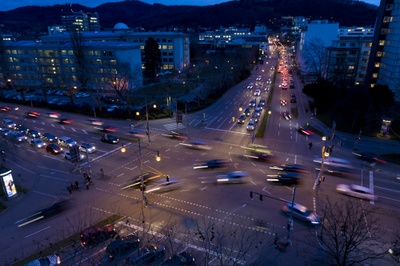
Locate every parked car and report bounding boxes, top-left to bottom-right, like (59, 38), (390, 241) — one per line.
(25, 254), (61, 266)
(106, 234), (140, 261)
(125, 244), (165, 265)
(162, 251), (196, 265)
(101, 134), (120, 144)
(107, 105), (119, 112)
(281, 202), (320, 225)
(80, 224), (117, 248)
(46, 144), (62, 154)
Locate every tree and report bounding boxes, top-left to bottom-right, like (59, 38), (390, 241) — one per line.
(143, 37), (161, 81)
(301, 38), (328, 81)
(70, 30), (90, 90)
(312, 197), (386, 265)
(0, 38), (10, 94)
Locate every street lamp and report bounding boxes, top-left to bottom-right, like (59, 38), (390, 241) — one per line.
(313, 136), (329, 190)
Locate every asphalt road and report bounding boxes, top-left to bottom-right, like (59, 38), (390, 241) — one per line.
(0, 44), (399, 265)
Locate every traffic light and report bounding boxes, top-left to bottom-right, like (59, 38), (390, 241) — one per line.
(250, 191), (253, 198)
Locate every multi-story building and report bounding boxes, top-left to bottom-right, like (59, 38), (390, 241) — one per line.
(60, 11), (100, 32)
(326, 27), (374, 87)
(0, 38), (142, 92)
(365, 0), (400, 101)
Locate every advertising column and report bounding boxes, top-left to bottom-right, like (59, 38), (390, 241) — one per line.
(0, 168), (18, 199)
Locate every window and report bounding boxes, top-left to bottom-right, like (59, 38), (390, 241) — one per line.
(348, 65), (355, 70)
(375, 62), (381, 68)
(379, 40), (385, 46)
(386, 4), (393, 10)
(383, 16), (392, 23)
(377, 51), (383, 57)
(372, 73), (378, 78)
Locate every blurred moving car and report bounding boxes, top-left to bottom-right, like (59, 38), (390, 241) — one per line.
(107, 105), (119, 112)
(0, 128), (10, 136)
(80, 224), (117, 248)
(282, 111), (292, 120)
(336, 184), (377, 201)
(25, 254), (61, 266)
(298, 126), (314, 136)
(162, 251), (196, 265)
(161, 131), (187, 139)
(193, 159), (229, 169)
(352, 152), (386, 164)
(180, 140), (212, 150)
(145, 178), (182, 193)
(46, 144), (62, 154)
(280, 99), (287, 106)
(48, 112), (61, 119)
(0, 106), (12, 112)
(216, 171), (250, 184)
(27, 111), (40, 118)
(129, 129), (146, 138)
(60, 118), (73, 124)
(89, 118), (104, 126)
(125, 244), (165, 265)
(269, 164), (308, 173)
(254, 89), (261, 96)
(267, 172), (300, 185)
(281, 202), (320, 225)
(79, 143), (96, 154)
(102, 125), (118, 133)
(101, 134), (120, 144)
(106, 234), (140, 261)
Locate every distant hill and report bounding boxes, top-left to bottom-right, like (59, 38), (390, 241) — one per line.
(0, 0), (378, 37)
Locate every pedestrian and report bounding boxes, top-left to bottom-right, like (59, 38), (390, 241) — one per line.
(74, 181), (79, 190)
(100, 168), (104, 179)
(166, 175), (170, 182)
(86, 181), (90, 190)
(67, 186), (72, 195)
(309, 142), (313, 149)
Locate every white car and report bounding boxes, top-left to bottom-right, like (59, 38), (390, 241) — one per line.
(254, 89), (261, 96)
(281, 202), (320, 225)
(145, 178), (181, 193)
(216, 171), (250, 184)
(79, 143), (96, 154)
(336, 184), (377, 201)
(25, 254), (60, 266)
(107, 105), (119, 112)
(247, 83), (254, 90)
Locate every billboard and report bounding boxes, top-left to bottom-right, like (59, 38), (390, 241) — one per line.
(0, 169), (17, 199)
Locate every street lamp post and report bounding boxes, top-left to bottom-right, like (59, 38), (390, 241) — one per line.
(313, 136), (329, 190)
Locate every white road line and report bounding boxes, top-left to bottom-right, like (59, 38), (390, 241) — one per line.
(25, 226), (51, 238)
(369, 171), (374, 205)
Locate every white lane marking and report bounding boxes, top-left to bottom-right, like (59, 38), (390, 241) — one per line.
(369, 171), (374, 205)
(24, 226), (51, 238)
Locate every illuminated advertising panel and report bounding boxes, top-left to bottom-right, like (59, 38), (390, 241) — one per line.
(0, 169), (17, 199)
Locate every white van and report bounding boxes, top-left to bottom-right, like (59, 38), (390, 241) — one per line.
(58, 136), (76, 148)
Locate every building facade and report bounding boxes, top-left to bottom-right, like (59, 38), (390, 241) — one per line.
(60, 11), (100, 32)
(366, 0), (400, 101)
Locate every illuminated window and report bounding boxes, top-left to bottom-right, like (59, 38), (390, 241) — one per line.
(375, 62), (381, 68)
(383, 16), (392, 23)
(377, 51), (383, 57)
(372, 73), (378, 78)
(379, 40), (385, 46)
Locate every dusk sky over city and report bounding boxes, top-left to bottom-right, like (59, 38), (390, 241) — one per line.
(0, 0), (380, 12)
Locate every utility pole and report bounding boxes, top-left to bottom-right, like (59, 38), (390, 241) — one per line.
(286, 185), (296, 246)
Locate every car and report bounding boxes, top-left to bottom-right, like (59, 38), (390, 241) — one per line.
(60, 118), (73, 124)
(80, 224), (117, 248)
(0, 106), (12, 112)
(237, 115), (246, 124)
(216, 171), (250, 184)
(254, 89), (261, 96)
(282, 111), (292, 120)
(281, 83), (288, 89)
(179, 140), (212, 150)
(247, 120), (255, 131)
(336, 184), (378, 201)
(129, 129), (146, 138)
(266, 79), (272, 84)
(107, 105), (119, 112)
(79, 143), (96, 154)
(58, 136), (77, 148)
(30, 138), (45, 148)
(251, 114), (259, 123)
(352, 152), (386, 164)
(15, 124), (29, 134)
(48, 112), (61, 118)
(259, 99), (265, 106)
(281, 202), (320, 225)
(145, 178), (182, 193)
(25, 254), (61, 266)
(75, 92), (90, 98)
(244, 108), (251, 116)
(162, 251), (196, 265)
(2, 119), (16, 129)
(267, 172), (300, 185)
(89, 118), (104, 126)
(65, 150), (85, 161)
(26, 129), (41, 139)
(106, 234), (140, 261)
(247, 83), (254, 89)
(27, 111), (40, 118)
(280, 99), (287, 106)
(161, 130), (187, 139)
(0, 128), (10, 136)
(125, 244), (165, 265)
(101, 134), (120, 144)
(248, 99), (256, 107)
(8, 131), (27, 142)
(254, 107), (261, 116)
(257, 102), (263, 110)
(193, 159), (230, 169)
(46, 144), (62, 154)
(42, 133), (57, 143)
(102, 125), (118, 133)
(256, 75), (262, 81)
(269, 164), (309, 173)
(298, 126), (314, 136)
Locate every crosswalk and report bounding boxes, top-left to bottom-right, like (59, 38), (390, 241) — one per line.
(163, 123), (186, 131)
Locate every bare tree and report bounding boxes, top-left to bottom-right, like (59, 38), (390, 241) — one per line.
(70, 30), (89, 91)
(312, 197), (386, 265)
(301, 38), (328, 81)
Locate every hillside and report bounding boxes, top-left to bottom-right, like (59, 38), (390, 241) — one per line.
(0, 0), (378, 36)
